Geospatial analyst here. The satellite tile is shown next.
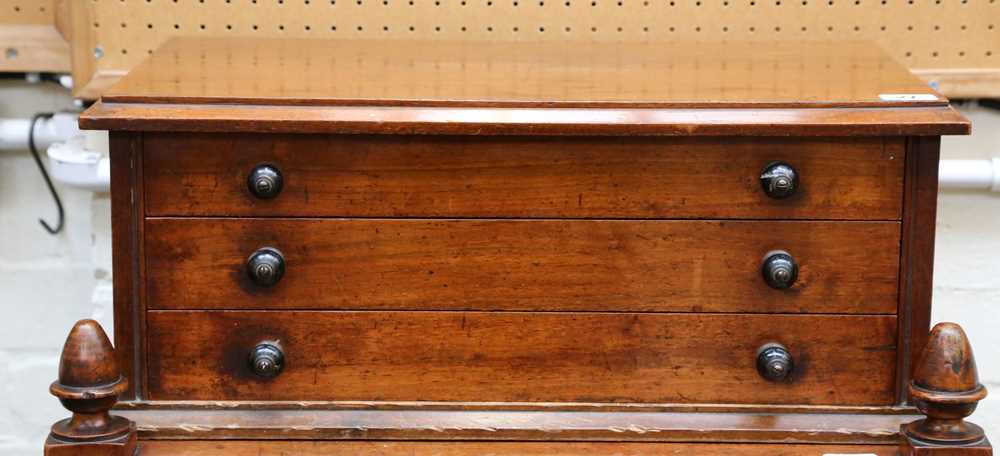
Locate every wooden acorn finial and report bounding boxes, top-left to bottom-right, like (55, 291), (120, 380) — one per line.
(45, 320), (135, 456)
(904, 322), (988, 447)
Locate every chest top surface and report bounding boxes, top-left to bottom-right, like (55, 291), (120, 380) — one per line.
(80, 37), (969, 135)
(105, 38), (937, 108)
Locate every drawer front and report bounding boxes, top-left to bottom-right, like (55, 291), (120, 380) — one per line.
(145, 219), (901, 313)
(143, 134), (904, 219)
(146, 311), (898, 404)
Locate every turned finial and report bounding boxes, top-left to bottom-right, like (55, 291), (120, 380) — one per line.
(45, 320), (135, 455)
(904, 322), (988, 447)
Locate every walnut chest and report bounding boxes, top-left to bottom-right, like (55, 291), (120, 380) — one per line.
(46, 38), (991, 455)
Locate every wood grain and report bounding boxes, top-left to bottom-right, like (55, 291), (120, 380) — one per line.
(117, 407), (913, 443)
(144, 218), (901, 314)
(109, 132), (142, 401)
(142, 134), (906, 220)
(137, 440), (900, 455)
(102, 39), (944, 109)
(81, 101), (971, 136)
(896, 137), (940, 404)
(146, 311), (897, 404)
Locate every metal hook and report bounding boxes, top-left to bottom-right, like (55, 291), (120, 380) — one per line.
(28, 112), (64, 235)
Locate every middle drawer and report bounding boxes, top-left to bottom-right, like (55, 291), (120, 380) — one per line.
(145, 219), (900, 313)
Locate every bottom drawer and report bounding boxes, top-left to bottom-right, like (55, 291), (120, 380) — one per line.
(146, 311), (897, 405)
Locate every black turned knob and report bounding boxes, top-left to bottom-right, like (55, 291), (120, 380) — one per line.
(761, 250), (798, 289)
(757, 343), (794, 382)
(760, 161), (799, 199)
(246, 247), (285, 287)
(247, 165), (283, 199)
(248, 342), (284, 378)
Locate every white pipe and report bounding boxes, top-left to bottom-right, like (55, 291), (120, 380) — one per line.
(940, 159), (1000, 192)
(46, 131), (110, 193)
(0, 113), (80, 152)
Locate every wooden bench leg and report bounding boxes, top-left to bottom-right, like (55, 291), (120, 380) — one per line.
(44, 319), (137, 456)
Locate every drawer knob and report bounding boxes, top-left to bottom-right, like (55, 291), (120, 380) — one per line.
(247, 165), (283, 199)
(246, 247), (285, 287)
(761, 250), (798, 289)
(248, 342), (284, 378)
(760, 161), (799, 199)
(756, 342), (794, 381)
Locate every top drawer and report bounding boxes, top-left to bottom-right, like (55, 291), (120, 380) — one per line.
(143, 134), (904, 219)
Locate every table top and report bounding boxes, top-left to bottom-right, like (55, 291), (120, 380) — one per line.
(82, 38), (969, 135)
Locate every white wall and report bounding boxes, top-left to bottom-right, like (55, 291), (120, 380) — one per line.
(0, 83), (996, 455)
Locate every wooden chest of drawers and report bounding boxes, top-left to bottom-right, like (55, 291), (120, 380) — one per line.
(45, 38), (991, 455)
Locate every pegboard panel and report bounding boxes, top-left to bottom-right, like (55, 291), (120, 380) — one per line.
(0, 0), (56, 25)
(0, 0), (70, 72)
(70, 0), (999, 98)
